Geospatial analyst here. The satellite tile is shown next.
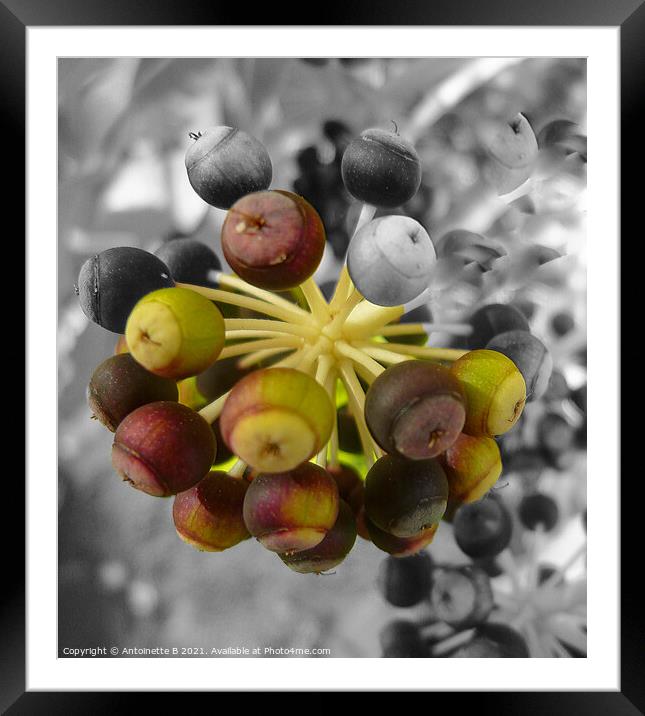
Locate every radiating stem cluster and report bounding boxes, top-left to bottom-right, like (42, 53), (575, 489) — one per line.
(181, 266), (470, 477)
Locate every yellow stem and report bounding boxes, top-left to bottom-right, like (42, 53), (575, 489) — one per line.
(224, 318), (317, 338)
(356, 340), (468, 362)
(228, 459), (248, 479)
(198, 391), (229, 424)
(315, 353), (333, 387)
(237, 346), (296, 369)
(337, 360), (381, 465)
(214, 273), (313, 321)
(219, 336), (302, 360)
(328, 264), (352, 313)
(325, 371), (340, 470)
(176, 282), (314, 325)
(343, 303), (404, 338)
(300, 277), (331, 323)
(327, 287), (363, 334)
(335, 341), (385, 380)
(296, 340), (325, 374)
(358, 344), (413, 365)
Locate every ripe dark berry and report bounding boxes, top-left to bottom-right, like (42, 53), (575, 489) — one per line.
(341, 128), (422, 208)
(221, 190), (326, 291)
(467, 303), (530, 349)
(364, 455), (448, 538)
(452, 498), (512, 559)
(430, 565), (493, 629)
(365, 362), (465, 460)
(279, 500), (357, 574)
(337, 408), (362, 454)
(377, 553), (433, 607)
(327, 464), (364, 517)
(112, 402), (216, 497)
(185, 126), (272, 209)
(88, 353), (178, 432)
(380, 620), (428, 658)
(195, 356), (250, 402)
(154, 239), (221, 287)
(77, 247), (174, 334)
(173, 471), (250, 551)
(451, 623), (529, 657)
(518, 493), (559, 532)
(485, 330), (552, 402)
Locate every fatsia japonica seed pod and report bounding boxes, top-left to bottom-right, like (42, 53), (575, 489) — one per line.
(185, 126), (272, 209)
(221, 190), (326, 291)
(365, 361), (466, 460)
(347, 215), (435, 306)
(364, 455), (448, 538)
(341, 128), (422, 208)
(450, 349), (526, 437)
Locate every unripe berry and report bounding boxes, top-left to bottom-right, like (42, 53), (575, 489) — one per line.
(88, 353), (178, 431)
(185, 126), (272, 209)
(221, 190), (325, 291)
(77, 247), (174, 334)
(126, 287), (224, 380)
(154, 239), (221, 287)
(220, 367), (334, 473)
(364, 455), (448, 538)
(365, 361), (466, 460)
(279, 500), (357, 573)
(341, 128), (422, 208)
(173, 471), (250, 551)
(439, 433), (502, 516)
(347, 216), (435, 306)
(450, 349), (526, 437)
(112, 402), (216, 496)
(242, 463), (339, 553)
(486, 330), (552, 402)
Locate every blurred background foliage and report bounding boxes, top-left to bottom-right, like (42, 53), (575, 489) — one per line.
(58, 57), (586, 658)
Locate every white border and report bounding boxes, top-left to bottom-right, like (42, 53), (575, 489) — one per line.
(28, 27), (619, 691)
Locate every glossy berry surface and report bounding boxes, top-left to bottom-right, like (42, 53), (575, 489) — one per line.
(452, 498), (512, 559)
(173, 470), (250, 551)
(221, 190), (325, 291)
(126, 287), (225, 380)
(242, 462), (339, 553)
(364, 455), (448, 538)
(377, 553), (433, 607)
(88, 353), (179, 432)
(485, 330), (552, 402)
(279, 499), (356, 573)
(112, 401), (216, 497)
(154, 239), (221, 288)
(347, 215), (435, 306)
(185, 126), (272, 209)
(77, 247), (174, 334)
(365, 361), (465, 460)
(341, 128), (422, 208)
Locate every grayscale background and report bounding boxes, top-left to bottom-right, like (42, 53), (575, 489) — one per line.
(58, 57), (587, 658)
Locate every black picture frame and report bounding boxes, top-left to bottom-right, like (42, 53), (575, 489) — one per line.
(5, 1), (635, 711)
